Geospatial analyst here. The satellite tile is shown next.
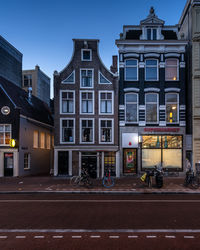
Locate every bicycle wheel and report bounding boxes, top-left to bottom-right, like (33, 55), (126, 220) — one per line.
(103, 176), (114, 188)
(70, 176), (79, 186)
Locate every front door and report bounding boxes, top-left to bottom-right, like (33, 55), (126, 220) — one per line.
(4, 153), (14, 176)
(58, 151), (69, 175)
(123, 149), (137, 174)
(82, 153), (97, 178)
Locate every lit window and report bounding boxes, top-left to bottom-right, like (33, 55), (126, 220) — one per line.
(165, 59), (179, 81)
(0, 125), (11, 145)
(125, 59), (138, 81)
(46, 134), (51, 149)
(33, 131), (39, 148)
(166, 93), (179, 123)
(61, 119), (74, 143)
(81, 119), (94, 143)
(99, 92), (113, 114)
(100, 120), (113, 143)
(145, 93), (158, 123)
(40, 132), (45, 149)
(145, 59), (158, 81)
(82, 49), (92, 61)
(80, 91), (94, 114)
(125, 93), (138, 122)
(81, 69), (93, 87)
(61, 91), (74, 114)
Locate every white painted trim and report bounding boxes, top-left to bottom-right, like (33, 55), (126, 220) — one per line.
(60, 118), (75, 144)
(144, 88), (160, 92)
(144, 53), (160, 58)
(119, 121), (125, 126)
(101, 152), (104, 178)
(99, 90), (114, 115)
(20, 115), (53, 129)
(124, 53), (139, 58)
(159, 62), (165, 68)
(97, 152), (100, 178)
(180, 62), (186, 68)
(60, 90), (75, 115)
(165, 88), (180, 92)
(98, 71), (111, 84)
(180, 105), (186, 110)
(139, 105), (145, 110)
(80, 68), (94, 89)
(125, 93), (138, 123)
(180, 121), (186, 126)
(165, 53), (180, 58)
(80, 118), (95, 144)
(61, 70), (75, 84)
(145, 93), (159, 124)
(119, 105), (125, 110)
(81, 49), (92, 61)
(145, 59), (159, 81)
(80, 90), (94, 115)
(124, 88), (139, 92)
(99, 118), (114, 144)
(119, 62), (125, 68)
(139, 62), (145, 68)
(159, 105), (166, 110)
(159, 121), (166, 126)
(124, 59), (138, 81)
(139, 121), (146, 126)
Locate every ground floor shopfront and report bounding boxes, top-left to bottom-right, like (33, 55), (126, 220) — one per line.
(54, 146), (120, 178)
(120, 127), (187, 176)
(0, 149), (19, 176)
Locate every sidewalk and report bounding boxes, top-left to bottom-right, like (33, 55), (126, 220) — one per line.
(0, 176), (200, 194)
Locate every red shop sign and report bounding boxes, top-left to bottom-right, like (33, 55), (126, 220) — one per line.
(144, 128), (180, 133)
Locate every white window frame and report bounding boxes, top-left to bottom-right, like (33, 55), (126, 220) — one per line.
(80, 118), (95, 144)
(165, 58), (179, 81)
(124, 59), (138, 81)
(0, 124), (11, 146)
(125, 93), (138, 123)
(145, 59), (159, 81)
(60, 90), (75, 115)
(165, 93), (179, 124)
(80, 90), (95, 115)
(24, 153), (31, 170)
(145, 93), (159, 124)
(99, 118), (114, 144)
(80, 68), (94, 88)
(146, 28), (157, 40)
(60, 118), (75, 144)
(98, 71), (111, 84)
(81, 49), (92, 61)
(99, 90), (114, 115)
(61, 70), (75, 84)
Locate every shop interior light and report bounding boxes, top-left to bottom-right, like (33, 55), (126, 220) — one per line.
(173, 76), (177, 80)
(172, 106), (176, 110)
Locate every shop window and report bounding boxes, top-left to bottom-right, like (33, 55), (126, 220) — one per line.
(104, 152), (116, 176)
(81, 119), (94, 143)
(145, 59), (158, 81)
(80, 69), (93, 88)
(33, 131), (39, 148)
(142, 135), (182, 170)
(24, 153), (30, 170)
(145, 93), (158, 123)
(165, 59), (179, 81)
(125, 93), (138, 122)
(60, 91), (75, 114)
(125, 59), (138, 81)
(0, 124), (11, 145)
(166, 93), (179, 123)
(100, 120), (113, 143)
(99, 91), (113, 114)
(80, 91), (94, 114)
(123, 149), (137, 174)
(61, 119), (75, 143)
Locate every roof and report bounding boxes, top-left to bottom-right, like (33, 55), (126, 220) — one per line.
(0, 76), (53, 126)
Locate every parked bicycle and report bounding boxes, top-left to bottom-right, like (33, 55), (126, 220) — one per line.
(102, 168), (115, 188)
(70, 168), (93, 188)
(184, 170), (199, 189)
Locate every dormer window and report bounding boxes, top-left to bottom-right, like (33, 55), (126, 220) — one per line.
(81, 49), (92, 61)
(147, 28), (157, 40)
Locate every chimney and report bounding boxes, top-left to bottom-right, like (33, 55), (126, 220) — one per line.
(110, 55), (118, 74)
(28, 87), (32, 102)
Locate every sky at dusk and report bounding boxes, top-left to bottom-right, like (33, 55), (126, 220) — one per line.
(1, 0), (187, 98)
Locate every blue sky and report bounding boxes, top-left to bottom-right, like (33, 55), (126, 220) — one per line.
(1, 0), (187, 98)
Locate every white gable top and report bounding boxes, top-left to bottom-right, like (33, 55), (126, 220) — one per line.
(99, 71), (111, 84)
(140, 7), (165, 26)
(62, 70), (75, 84)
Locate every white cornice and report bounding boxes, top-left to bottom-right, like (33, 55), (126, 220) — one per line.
(124, 88), (140, 92)
(165, 88), (181, 92)
(144, 88), (160, 92)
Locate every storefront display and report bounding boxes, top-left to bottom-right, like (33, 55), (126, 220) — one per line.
(123, 149), (137, 173)
(104, 152), (116, 176)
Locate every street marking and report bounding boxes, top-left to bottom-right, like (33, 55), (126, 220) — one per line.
(34, 236), (45, 239)
(109, 236), (119, 238)
(16, 236), (26, 239)
(90, 235), (101, 238)
(184, 236), (195, 238)
(52, 236), (63, 239)
(72, 236), (82, 239)
(165, 235), (176, 238)
(146, 235), (157, 238)
(0, 236), (7, 239)
(128, 235), (138, 238)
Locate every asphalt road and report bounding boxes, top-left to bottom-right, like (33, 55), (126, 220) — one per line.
(0, 193), (200, 250)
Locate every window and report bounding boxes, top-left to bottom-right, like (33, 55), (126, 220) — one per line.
(81, 119), (94, 143)
(33, 131), (39, 148)
(24, 153), (30, 170)
(125, 59), (138, 81)
(46, 134), (51, 149)
(147, 28), (157, 40)
(166, 93), (179, 123)
(145, 59), (158, 81)
(0, 125), (11, 145)
(61, 119), (75, 143)
(145, 93), (158, 123)
(99, 72), (111, 84)
(80, 69), (93, 88)
(142, 135), (182, 170)
(80, 91), (94, 114)
(62, 71), (75, 84)
(40, 132), (45, 149)
(60, 91), (75, 114)
(23, 74), (32, 87)
(125, 93), (138, 122)
(81, 49), (92, 61)
(99, 91), (113, 114)
(100, 119), (113, 143)
(165, 59), (179, 81)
